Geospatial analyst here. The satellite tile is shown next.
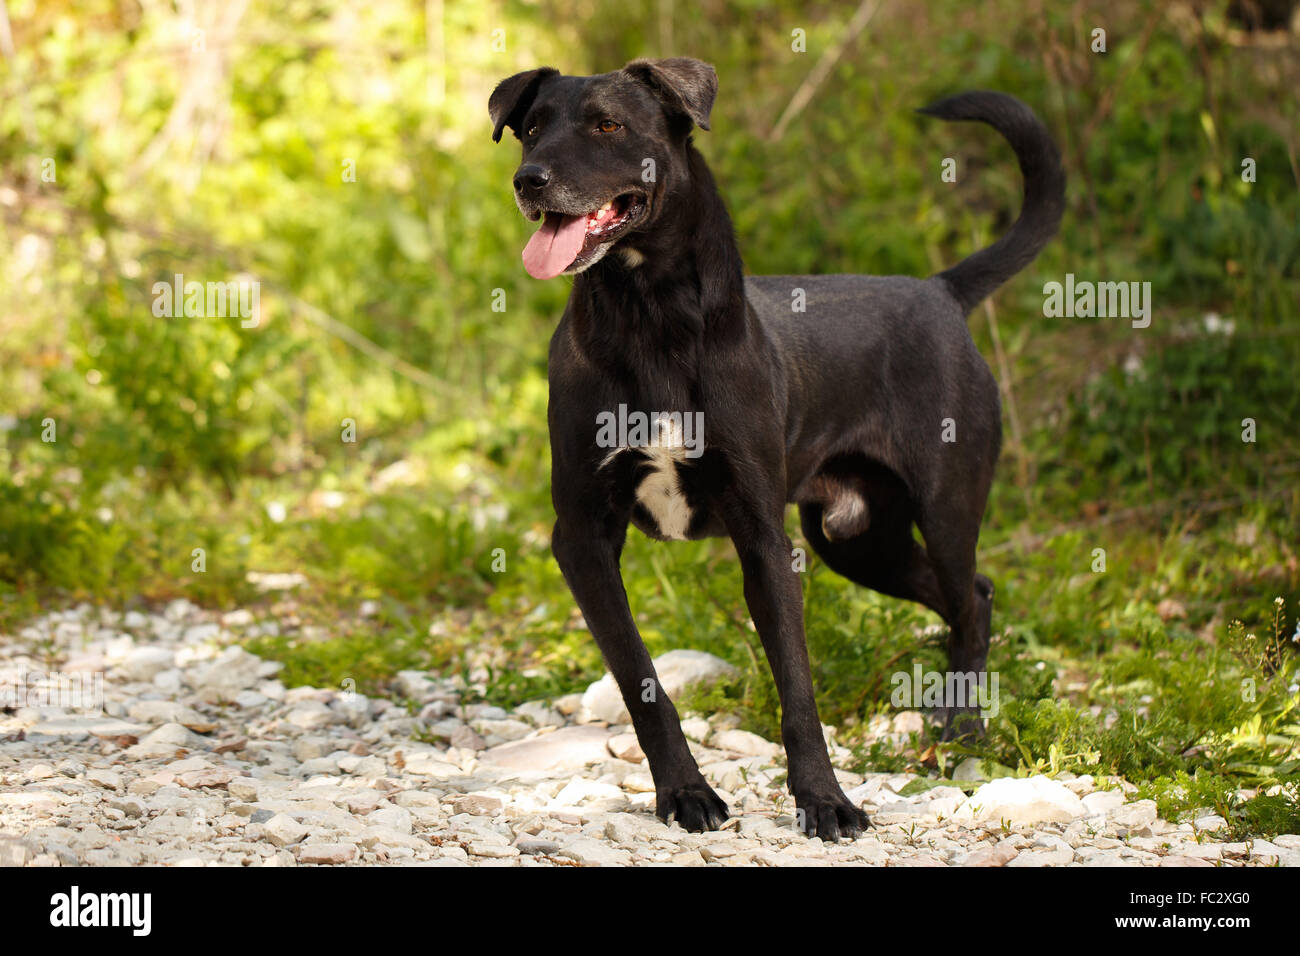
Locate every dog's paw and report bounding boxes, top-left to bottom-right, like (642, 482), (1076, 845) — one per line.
(794, 789), (871, 841)
(656, 781), (730, 832)
(939, 706), (987, 743)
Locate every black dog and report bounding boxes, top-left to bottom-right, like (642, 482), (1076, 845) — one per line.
(489, 58), (1064, 839)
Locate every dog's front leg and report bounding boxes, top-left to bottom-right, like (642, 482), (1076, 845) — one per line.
(551, 520), (729, 832)
(720, 495), (870, 841)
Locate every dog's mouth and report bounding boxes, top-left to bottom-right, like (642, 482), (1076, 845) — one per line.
(522, 192), (647, 279)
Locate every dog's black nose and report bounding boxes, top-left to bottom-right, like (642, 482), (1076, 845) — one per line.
(513, 164), (551, 194)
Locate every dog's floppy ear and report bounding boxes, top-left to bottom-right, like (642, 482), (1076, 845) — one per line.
(489, 67), (559, 143)
(622, 57), (717, 131)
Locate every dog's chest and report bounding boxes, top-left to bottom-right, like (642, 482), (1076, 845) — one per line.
(600, 419), (722, 541)
(630, 445), (695, 540)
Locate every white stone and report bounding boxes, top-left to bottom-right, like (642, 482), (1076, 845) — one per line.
(470, 718), (534, 743)
(607, 733), (645, 763)
(118, 647), (176, 681)
(193, 647), (276, 702)
(30, 717), (144, 738)
(479, 725), (614, 773)
(0, 838), (31, 867)
(86, 769), (123, 791)
(953, 775), (1086, 826)
(263, 813), (309, 847)
(1007, 846), (1073, 867)
(395, 671), (439, 702)
(127, 699), (215, 732)
(892, 711), (925, 735)
(369, 807), (413, 834)
(710, 729), (781, 758)
(1081, 789), (1125, 815)
(126, 722), (212, 757)
(287, 701), (335, 730)
(295, 843), (356, 864)
(513, 701), (565, 728)
(579, 650), (738, 724)
(401, 750), (462, 777)
(680, 717), (711, 741)
(554, 837), (633, 866)
(1109, 800), (1159, 829)
(552, 779), (627, 807)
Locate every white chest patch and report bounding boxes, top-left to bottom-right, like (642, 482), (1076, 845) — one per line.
(635, 446), (693, 540)
(600, 414), (697, 540)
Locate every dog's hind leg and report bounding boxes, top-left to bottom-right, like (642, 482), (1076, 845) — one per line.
(720, 490), (870, 841)
(799, 501), (995, 740)
(914, 502), (994, 742)
(798, 503), (949, 620)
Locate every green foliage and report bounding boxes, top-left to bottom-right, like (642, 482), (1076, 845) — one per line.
(1139, 772), (1300, 842)
(246, 628), (427, 697)
(1052, 328), (1300, 497)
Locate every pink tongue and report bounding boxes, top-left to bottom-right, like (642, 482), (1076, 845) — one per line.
(522, 212), (588, 279)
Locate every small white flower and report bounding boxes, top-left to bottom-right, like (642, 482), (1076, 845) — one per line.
(1203, 313), (1235, 335)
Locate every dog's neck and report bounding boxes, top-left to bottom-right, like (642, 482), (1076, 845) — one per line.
(569, 141), (749, 376)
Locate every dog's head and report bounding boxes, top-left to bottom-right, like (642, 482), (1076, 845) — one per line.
(489, 58), (717, 279)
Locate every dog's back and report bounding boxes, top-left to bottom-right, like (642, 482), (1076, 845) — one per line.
(743, 90), (1063, 494)
(746, 273), (1000, 502)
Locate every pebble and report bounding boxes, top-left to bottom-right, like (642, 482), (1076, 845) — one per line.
(1080, 789), (1124, 815)
(1, 603), (1293, 868)
(580, 650), (737, 724)
(296, 843), (357, 864)
(953, 775), (1085, 825)
(262, 813), (309, 847)
(452, 795), (502, 816)
(962, 841), (1021, 867)
(87, 769), (123, 791)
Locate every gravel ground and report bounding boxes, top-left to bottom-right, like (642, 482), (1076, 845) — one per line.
(1, 600), (1296, 867)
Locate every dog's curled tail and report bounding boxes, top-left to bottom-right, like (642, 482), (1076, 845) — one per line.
(918, 91), (1066, 316)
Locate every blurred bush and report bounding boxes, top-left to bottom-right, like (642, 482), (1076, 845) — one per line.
(1, 0), (1297, 599)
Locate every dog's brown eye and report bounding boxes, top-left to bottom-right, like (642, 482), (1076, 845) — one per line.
(597, 120), (622, 133)
(526, 126), (539, 137)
